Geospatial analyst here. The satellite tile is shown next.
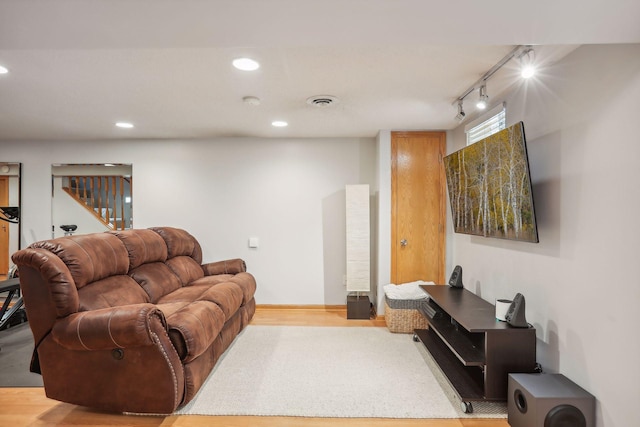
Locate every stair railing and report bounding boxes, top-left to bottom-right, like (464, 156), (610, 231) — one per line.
(61, 175), (132, 230)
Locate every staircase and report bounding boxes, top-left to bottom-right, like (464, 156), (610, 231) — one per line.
(62, 175), (132, 230)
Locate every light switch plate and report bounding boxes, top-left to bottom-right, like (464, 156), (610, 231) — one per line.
(248, 237), (259, 248)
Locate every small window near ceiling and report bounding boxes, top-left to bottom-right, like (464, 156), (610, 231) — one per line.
(466, 104), (506, 146)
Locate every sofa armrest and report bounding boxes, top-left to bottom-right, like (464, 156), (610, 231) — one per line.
(52, 304), (167, 351)
(202, 258), (246, 276)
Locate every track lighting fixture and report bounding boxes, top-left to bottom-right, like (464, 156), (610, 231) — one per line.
(455, 99), (466, 121)
(476, 84), (488, 110)
(519, 47), (536, 78)
(452, 45), (534, 121)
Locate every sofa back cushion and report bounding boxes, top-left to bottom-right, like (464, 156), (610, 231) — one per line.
(129, 263), (183, 303)
(150, 227), (203, 264)
(19, 233), (142, 320)
(165, 256), (204, 286)
(110, 229), (168, 269)
(112, 227), (205, 301)
(29, 233), (130, 289)
(150, 227), (205, 285)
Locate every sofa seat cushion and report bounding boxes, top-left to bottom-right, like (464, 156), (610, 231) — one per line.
(190, 272), (256, 306)
(158, 300), (226, 362)
(197, 282), (244, 318)
(77, 275), (150, 311)
(158, 282), (244, 320)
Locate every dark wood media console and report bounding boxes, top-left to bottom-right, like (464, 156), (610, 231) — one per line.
(414, 285), (536, 413)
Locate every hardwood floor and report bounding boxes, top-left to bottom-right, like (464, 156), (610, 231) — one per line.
(0, 306), (509, 427)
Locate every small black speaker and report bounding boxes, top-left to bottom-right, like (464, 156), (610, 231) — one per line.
(508, 373), (595, 427)
(448, 265), (463, 288)
(505, 293), (528, 328)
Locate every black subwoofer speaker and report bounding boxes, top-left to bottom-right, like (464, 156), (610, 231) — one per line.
(508, 373), (595, 427)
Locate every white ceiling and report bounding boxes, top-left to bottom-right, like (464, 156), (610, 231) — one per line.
(0, 0), (638, 140)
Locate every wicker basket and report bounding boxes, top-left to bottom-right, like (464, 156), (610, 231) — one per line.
(384, 295), (429, 333)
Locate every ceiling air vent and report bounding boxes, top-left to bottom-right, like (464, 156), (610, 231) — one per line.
(306, 95), (339, 107)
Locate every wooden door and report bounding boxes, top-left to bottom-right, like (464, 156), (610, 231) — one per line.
(0, 177), (9, 276)
(391, 131), (446, 285)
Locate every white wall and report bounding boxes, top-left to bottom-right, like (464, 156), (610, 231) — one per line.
(448, 44), (640, 427)
(0, 137), (376, 305)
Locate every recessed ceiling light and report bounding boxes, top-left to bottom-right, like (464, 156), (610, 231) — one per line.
(271, 121), (288, 128)
(0, 65), (8, 74)
(115, 122), (134, 129)
(233, 58), (260, 71)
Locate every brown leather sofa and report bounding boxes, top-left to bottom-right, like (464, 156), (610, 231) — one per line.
(11, 227), (256, 414)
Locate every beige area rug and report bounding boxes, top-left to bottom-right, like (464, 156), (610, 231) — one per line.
(176, 325), (507, 419)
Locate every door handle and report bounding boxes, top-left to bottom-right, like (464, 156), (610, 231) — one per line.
(400, 239), (408, 247)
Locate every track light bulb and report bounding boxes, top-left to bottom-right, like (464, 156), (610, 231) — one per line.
(521, 65), (535, 79)
(455, 100), (466, 121)
(476, 84), (488, 110)
(520, 48), (536, 78)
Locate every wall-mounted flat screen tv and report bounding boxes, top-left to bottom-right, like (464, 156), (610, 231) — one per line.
(443, 121), (538, 243)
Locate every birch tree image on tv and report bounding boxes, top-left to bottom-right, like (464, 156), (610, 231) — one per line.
(444, 122), (538, 242)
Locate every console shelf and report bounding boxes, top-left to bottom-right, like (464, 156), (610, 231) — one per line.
(415, 285), (537, 407)
(415, 329), (484, 401)
(426, 314), (484, 366)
